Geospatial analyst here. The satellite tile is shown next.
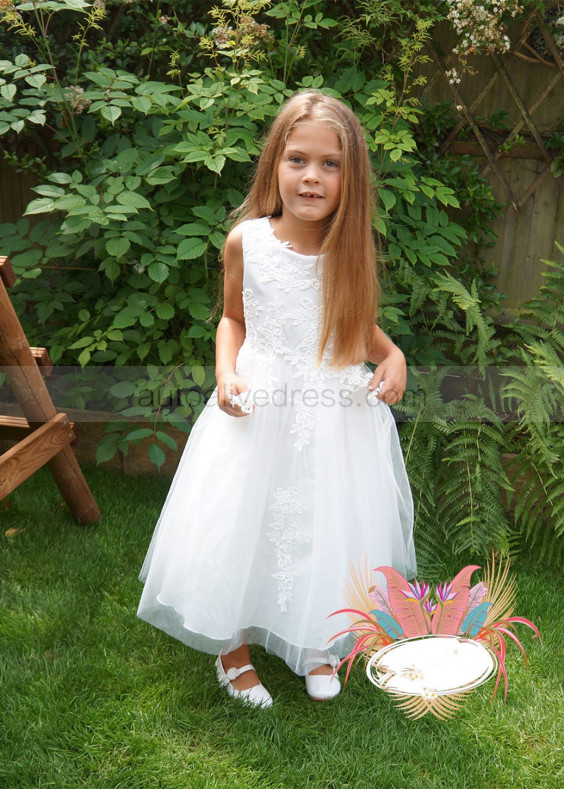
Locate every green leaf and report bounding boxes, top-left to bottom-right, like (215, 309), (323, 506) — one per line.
(191, 365), (205, 387)
(374, 216), (387, 236)
(110, 381), (136, 398)
(148, 261), (169, 283)
(175, 148), (208, 162)
(436, 189), (460, 208)
(113, 306), (140, 329)
(10, 249), (42, 267)
(204, 155), (226, 174)
(156, 303), (175, 320)
(105, 237), (131, 258)
(177, 222), (209, 237)
(187, 325), (208, 338)
(221, 147), (250, 163)
(148, 442), (166, 469)
(127, 428), (153, 442)
(189, 303), (210, 321)
(1, 84), (16, 102)
(116, 191), (152, 210)
(379, 188), (396, 212)
(139, 312), (154, 327)
(145, 166), (177, 185)
(429, 235), (457, 257)
(131, 95), (151, 114)
(96, 435), (118, 464)
(101, 105), (122, 124)
(209, 230), (225, 250)
(125, 176), (141, 191)
(115, 148), (139, 171)
(426, 206), (440, 227)
(33, 184), (65, 198)
(25, 73), (46, 89)
(52, 195), (87, 211)
(166, 412), (191, 432)
(177, 237), (207, 260)
(137, 343), (150, 360)
(226, 188), (244, 206)
(193, 205), (224, 224)
(78, 348), (91, 366)
(24, 197), (55, 215)
(101, 258), (120, 282)
(155, 430), (177, 451)
(68, 336), (93, 350)
(48, 172), (73, 184)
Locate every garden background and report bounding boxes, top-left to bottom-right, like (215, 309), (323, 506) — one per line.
(0, 1), (563, 788)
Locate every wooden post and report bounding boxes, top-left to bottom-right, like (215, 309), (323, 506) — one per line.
(0, 256), (100, 524)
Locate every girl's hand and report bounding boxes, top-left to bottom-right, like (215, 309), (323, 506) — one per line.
(367, 348), (407, 405)
(217, 372), (253, 417)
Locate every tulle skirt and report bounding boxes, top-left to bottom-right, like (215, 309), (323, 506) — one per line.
(137, 362), (416, 676)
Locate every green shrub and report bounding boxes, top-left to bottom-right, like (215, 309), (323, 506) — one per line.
(0, 0), (561, 566)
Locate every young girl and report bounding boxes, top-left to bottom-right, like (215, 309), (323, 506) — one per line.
(138, 90), (416, 708)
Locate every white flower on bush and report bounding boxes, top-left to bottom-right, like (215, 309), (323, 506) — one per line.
(447, 0), (523, 57)
(65, 85), (92, 114)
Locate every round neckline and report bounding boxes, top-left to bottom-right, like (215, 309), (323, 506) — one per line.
(265, 217), (322, 259)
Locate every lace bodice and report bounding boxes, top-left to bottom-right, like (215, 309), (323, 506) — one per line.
(237, 217), (374, 393)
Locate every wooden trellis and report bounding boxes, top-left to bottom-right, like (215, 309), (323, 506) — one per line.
(423, 5), (564, 213)
(415, 3), (564, 310)
(0, 256), (100, 523)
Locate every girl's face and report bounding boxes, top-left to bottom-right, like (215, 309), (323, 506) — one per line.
(277, 121), (342, 227)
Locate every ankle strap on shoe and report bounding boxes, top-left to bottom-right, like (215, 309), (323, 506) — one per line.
(224, 663), (255, 681)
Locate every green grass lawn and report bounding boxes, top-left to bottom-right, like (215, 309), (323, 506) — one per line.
(1, 466), (562, 789)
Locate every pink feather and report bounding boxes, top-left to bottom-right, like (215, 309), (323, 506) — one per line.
(369, 584), (394, 618)
(464, 582), (488, 616)
(375, 566), (429, 637)
(505, 616), (542, 643)
(489, 637), (509, 702)
(431, 565), (481, 635)
(495, 626), (529, 664)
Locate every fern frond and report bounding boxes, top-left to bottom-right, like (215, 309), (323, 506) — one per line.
(501, 249), (564, 565)
(434, 396), (511, 556)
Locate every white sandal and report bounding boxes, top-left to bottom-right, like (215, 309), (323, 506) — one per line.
(304, 651), (341, 701)
(305, 665), (341, 701)
(215, 655), (273, 708)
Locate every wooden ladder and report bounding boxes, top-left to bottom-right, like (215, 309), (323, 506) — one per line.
(0, 255), (100, 524)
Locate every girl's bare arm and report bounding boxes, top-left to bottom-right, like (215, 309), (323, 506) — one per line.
(215, 225), (251, 417)
(366, 325), (407, 405)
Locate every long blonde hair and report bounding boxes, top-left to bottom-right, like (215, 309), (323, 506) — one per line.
(233, 90), (379, 367)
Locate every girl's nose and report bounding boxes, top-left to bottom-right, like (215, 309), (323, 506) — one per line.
(302, 164), (320, 182)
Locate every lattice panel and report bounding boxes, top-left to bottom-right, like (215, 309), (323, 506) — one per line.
(420, 3), (564, 213)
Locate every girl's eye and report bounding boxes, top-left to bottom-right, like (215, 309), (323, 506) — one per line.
(325, 160), (339, 168)
(289, 156), (304, 165)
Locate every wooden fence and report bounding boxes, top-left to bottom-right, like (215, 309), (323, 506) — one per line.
(0, 160), (37, 229)
(418, 9), (564, 314)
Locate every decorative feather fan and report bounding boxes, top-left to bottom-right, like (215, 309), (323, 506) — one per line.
(330, 555), (541, 719)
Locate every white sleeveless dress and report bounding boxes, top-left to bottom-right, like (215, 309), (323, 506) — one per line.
(138, 216), (416, 675)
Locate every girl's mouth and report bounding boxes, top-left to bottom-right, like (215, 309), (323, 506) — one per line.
(299, 193), (323, 198)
